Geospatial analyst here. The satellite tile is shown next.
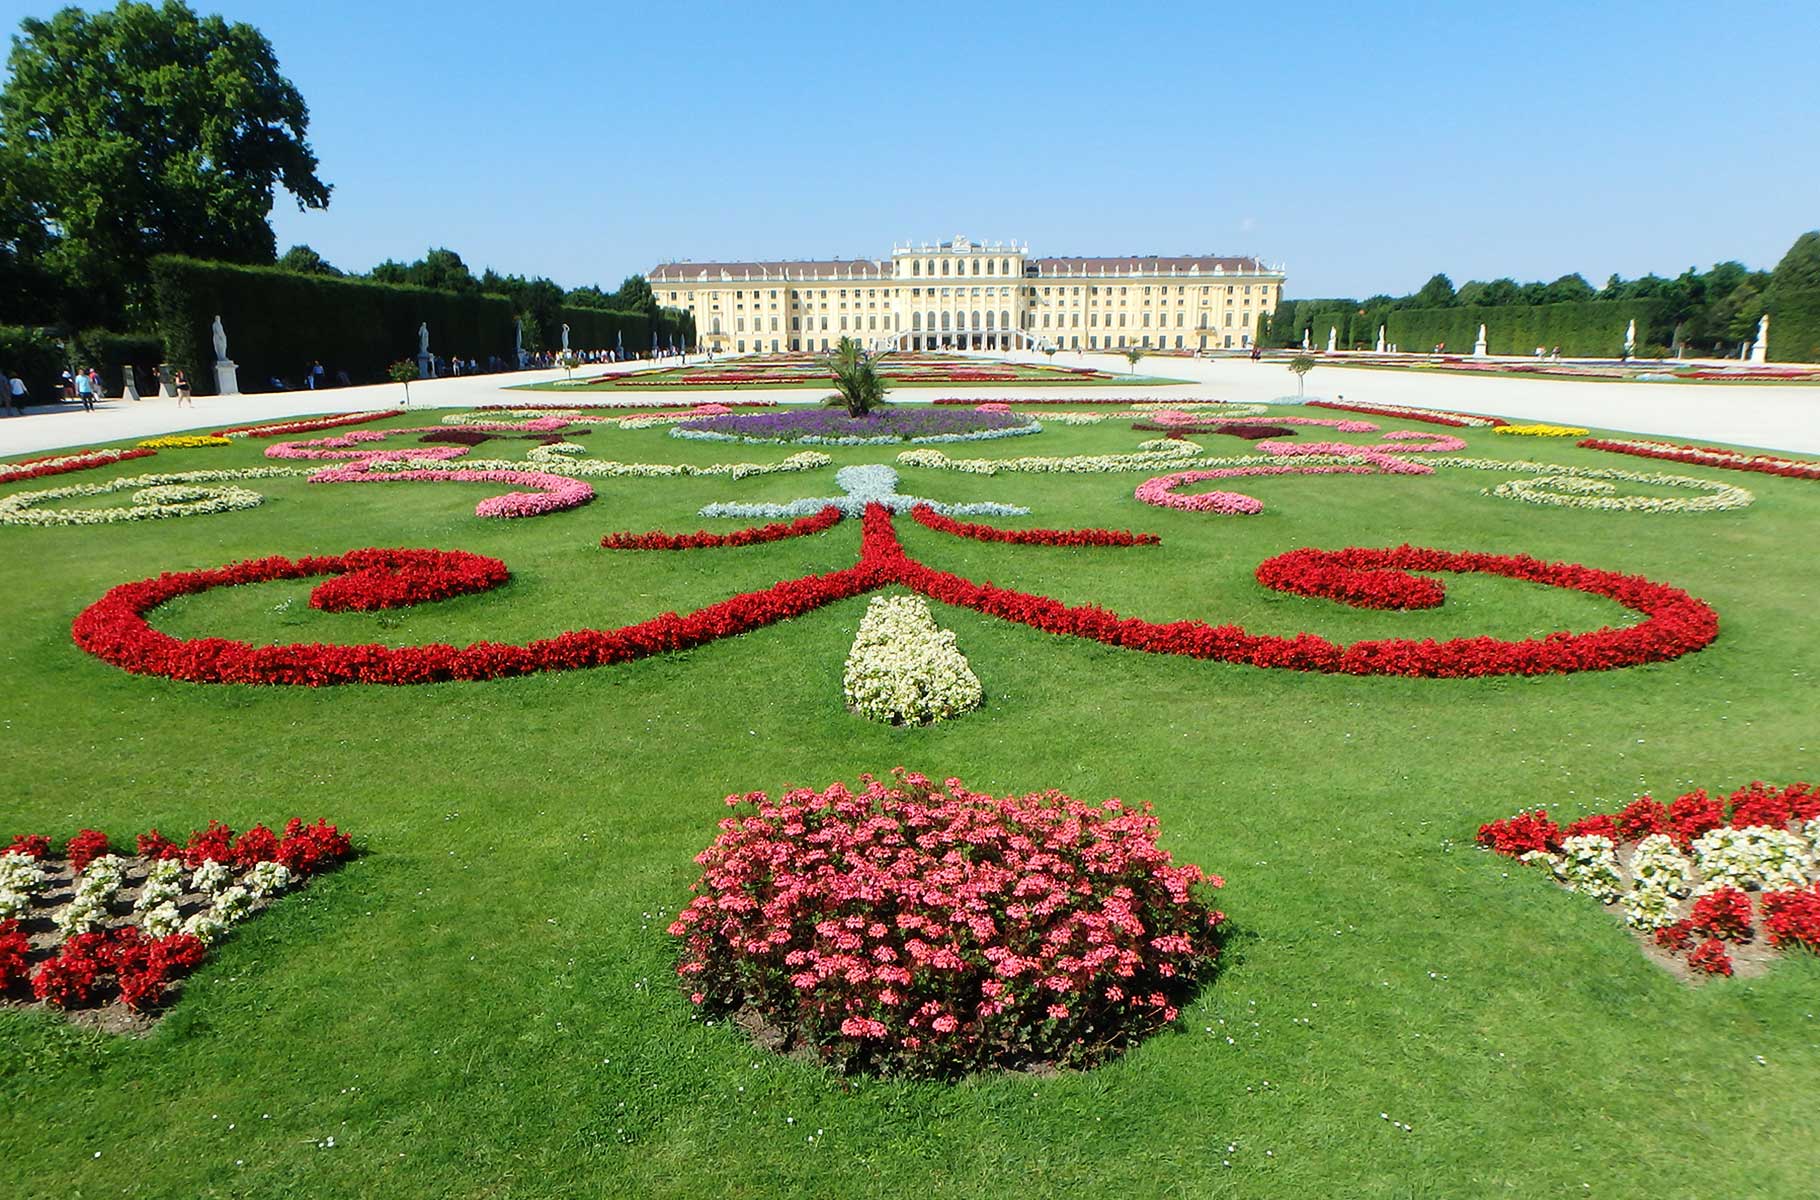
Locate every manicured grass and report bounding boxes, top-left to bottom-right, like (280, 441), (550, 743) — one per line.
(3, 406), (1819, 1198)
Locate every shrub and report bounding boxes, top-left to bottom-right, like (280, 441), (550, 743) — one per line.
(670, 770), (1226, 1077)
(1689, 887), (1754, 941)
(0, 324), (65, 404)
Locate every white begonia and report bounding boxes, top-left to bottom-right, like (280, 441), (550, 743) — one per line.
(0, 468), (298, 527)
(191, 860), (231, 894)
(1551, 836), (1623, 903)
(243, 861), (293, 899)
(145, 858), (184, 886)
(134, 876), (183, 913)
(1690, 826), (1813, 895)
(0, 889), (30, 919)
(382, 450), (831, 484)
(139, 901), (183, 939)
(210, 885), (254, 923)
(842, 594), (984, 726)
(77, 855), (129, 900)
(55, 892), (111, 937)
(181, 911), (229, 944)
(1629, 835), (1694, 896)
(0, 853), (46, 895)
(1803, 818), (1820, 856)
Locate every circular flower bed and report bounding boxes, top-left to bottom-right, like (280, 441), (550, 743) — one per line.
(670, 771), (1226, 1077)
(672, 408), (1037, 445)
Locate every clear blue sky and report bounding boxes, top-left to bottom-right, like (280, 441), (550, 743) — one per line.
(7, 0), (1819, 298)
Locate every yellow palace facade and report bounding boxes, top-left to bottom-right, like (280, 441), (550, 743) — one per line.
(649, 237), (1286, 355)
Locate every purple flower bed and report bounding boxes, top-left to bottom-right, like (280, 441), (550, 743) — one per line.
(675, 408), (1027, 442)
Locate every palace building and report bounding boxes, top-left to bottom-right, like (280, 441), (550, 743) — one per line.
(648, 237), (1286, 355)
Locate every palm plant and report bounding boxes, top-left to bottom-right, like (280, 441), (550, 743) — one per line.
(822, 337), (891, 416)
(1123, 345), (1146, 374)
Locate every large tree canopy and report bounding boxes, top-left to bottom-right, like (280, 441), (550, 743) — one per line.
(1770, 231), (1820, 295)
(0, 0), (329, 324)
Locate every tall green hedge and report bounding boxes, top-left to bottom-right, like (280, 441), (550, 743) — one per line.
(71, 329), (163, 395)
(0, 325), (66, 405)
(1767, 291), (1820, 363)
(559, 305), (693, 354)
(1386, 300), (1675, 357)
(151, 256), (517, 394)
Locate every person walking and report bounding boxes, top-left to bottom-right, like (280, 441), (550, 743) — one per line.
(86, 366), (102, 399)
(75, 368), (95, 411)
(7, 372), (26, 411)
(174, 369), (192, 407)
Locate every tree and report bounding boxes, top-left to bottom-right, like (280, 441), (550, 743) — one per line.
(387, 358), (419, 407)
(1770, 231), (1820, 295)
(1042, 344), (1057, 362)
(1410, 274), (1455, 308)
(0, 1), (330, 326)
(821, 337), (889, 416)
(1542, 273), (1596, 304)
(565, 284), (613, 309)
(1288, 353), (1315, 397)
(277, 244), (339, 276)
(371, 248), (477, 293)
(1123, 345), (1146, 374)
(611, 275), (658, 317)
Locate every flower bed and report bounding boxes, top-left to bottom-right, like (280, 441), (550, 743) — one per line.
(602, 506), (843, 550)
(0, 448), (157, 485)
(0, 469), (299, 527)
(671, 408), (1037, 445)
(215, 411), (397, 439)
(1493, 423), (1589, 438)
(1476, 782), (1820, 979)
(1576, 437), (1820, 481)
(135, 434), (233, 449)
(306, 548), (509, 612)
(1433, 458), (1755, 513)
(842, 596), (983, 724)
(669, 770), (1225, 1076)
(908, 505), (1160, 547)
(1, 818), (353, 1026)
(1306, 400), (1507, 428)
(72, 504), (1721, 686)
(898, 441), (1206, 476)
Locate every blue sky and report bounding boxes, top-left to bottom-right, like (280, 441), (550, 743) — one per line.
(8, 0), (1819, 298)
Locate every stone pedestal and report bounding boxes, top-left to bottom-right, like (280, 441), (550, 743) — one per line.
(158, 364), (179, 398)
(213, 360), (240, 396)
(417, 352), (435, 380)
(1473, 325), (1489, 357)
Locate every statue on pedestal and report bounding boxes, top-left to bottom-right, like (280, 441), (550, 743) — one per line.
(561, 323), (571, 352)
(211, 315), (229, 363)
(418, 322), (430, 356)
(1750, 313), (1770, 364)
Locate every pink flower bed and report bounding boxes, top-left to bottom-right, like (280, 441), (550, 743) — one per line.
(670, 770), (1226, 1077)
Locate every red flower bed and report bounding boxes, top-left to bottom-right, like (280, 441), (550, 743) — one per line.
(1685, 938), (1734, 976)
(65, 829), (112, 872)
(214, 411), (396, 438)
(1577, 437), (1820, 481)
(908, 504), (1161, 547)
(4, 834), (50, 859)
(1761, 886), (1820, 952)
(670, 770), (1225, 1076)
(306, 548), (510, 613)
(0, 920), (30, 992)
(70, 506), (1721, 685)
(0, 448), (156, 485)
(1307, 400), (1508, 428)
(601, 506), (843, 550)
(1478, 782), (1820, 858)
(1689, 888), (1754, 941)
(1254, 547), (1447, 610)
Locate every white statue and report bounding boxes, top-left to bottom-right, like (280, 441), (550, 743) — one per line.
(1473, 324), (1489, 357)
(1375, 325), (1386, 353)
(418, 322), (430, 356)
(560, 323), (571, 351)
(211, 315), (229, 363)
(1624, 319), (1636, 357)
(1326, 326), (1337, 353)
(1750, 313), (1769, 364)
(1301, 329), (1310, 350)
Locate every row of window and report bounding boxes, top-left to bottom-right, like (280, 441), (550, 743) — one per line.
(668, 281), (1278, 303)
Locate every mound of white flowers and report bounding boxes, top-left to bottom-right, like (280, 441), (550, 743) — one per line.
(842, 594), (983, 725)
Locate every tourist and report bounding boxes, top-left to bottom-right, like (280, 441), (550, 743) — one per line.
(0, 369), (15, 417)
(87, 366), (103, 399)
(74, 368), (95, 411)
(174, 369), (192, 406)
(312, 360), (325, 389)
(7, 371), (25, 411)
(59, 369), (76, 401)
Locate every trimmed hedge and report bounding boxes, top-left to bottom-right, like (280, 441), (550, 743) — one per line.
(1387, 300), (1675, 358)
(151, 256), (517, 395)
(1767, 291), (1820, 363)
(0, 324), (66, 406)
(71, 329), (164, 395)
(150, 256), (696, 394)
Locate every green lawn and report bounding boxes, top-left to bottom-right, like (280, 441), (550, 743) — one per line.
(2, 407), (1817, 1198)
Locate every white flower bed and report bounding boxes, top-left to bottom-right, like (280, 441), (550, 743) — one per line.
(0, 468), (301, 527)
(842, 594), (983, 726)
(1689, 826), (1813, 895)
(413, 450), (832, 483)
(1432, 457), (1754, 513)
(699, 464), (1028, 520)
(897, 440), (1206, 476)
(0, 854), (46, 919)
